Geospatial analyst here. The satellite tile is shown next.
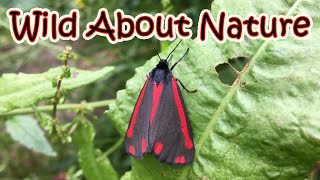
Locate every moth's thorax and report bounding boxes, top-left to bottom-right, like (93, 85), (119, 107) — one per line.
(150, 60), (171, 85)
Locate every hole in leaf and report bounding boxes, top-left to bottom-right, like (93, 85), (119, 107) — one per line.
(215, 57), (249, 86)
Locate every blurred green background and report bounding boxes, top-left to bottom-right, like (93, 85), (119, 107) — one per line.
(0, 0), (211, 179)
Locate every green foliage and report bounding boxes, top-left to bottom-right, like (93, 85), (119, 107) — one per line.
(33, 106), (54, 134)
(107, 0), (320, 179)
(5, 116), (56, 156)
(0, 66), (114, 113)
(73, 117), (118, 180)
(0, 0), (319, 179)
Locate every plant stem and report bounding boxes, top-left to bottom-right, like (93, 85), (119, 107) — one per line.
(104, 138), (124, 157)
(0, 100), (115, 116)
(52, 77), (62, 119)
(52, 50), (70, 119)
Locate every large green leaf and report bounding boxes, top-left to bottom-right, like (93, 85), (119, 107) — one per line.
(73, 118), (118, 180)
(0, 66), (114, 113)
(5, 115), (56, 156)
(107, 0), (320, 179)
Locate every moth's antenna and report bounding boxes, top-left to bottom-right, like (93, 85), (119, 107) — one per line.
(151, 39), (162, 60)
(166, 39), (182, 61)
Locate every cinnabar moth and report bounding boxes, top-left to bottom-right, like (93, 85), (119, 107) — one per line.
(125, 40), (195, 165)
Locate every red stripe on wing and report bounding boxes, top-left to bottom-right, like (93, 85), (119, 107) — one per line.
(141, 138), (146, 153)
(126, 78), (150, 138)
(171, 77), (193, 150)
(150, 82), (164, 126)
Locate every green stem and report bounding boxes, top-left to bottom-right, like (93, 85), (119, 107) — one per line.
(0, 100), (115, 116)
(104, 138), (124, 157)
(52, 51), (71, 119)
(52, 77), (62, 119)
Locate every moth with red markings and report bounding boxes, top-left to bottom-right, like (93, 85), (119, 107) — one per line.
(125, 40), (195, 165)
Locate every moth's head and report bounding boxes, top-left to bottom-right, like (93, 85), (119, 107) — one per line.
(156, 59), (169, 69)
(153, 39), (183, 66)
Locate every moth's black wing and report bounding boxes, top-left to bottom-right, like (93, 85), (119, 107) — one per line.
(125, 77), (153, 159)
(148, 76), (195, 165)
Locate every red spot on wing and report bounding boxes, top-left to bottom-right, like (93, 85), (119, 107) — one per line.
(171, 77), (193, 150)
(142, 139), (146, 153)
(126, 78), (150, 138)
(129, 145), (135, 155)
(150, 82), (164, 126)
(175, 155), (186, 164)
(154, 142), (163, 155)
